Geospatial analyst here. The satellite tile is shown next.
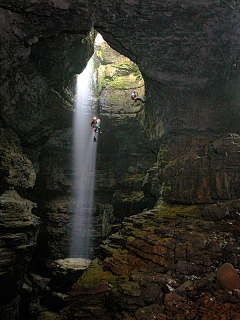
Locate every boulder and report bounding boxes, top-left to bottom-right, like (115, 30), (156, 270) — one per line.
(217, 263), (240, 291)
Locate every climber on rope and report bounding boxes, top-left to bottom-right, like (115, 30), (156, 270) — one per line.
(131, 90), (138, 101)
(91, 116), (102, 142)
(131, 90), (145, 103)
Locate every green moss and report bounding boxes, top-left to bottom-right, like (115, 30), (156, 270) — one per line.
(96, 49), (103, 60)
(37, 311), (60, 320)
(98, 65), (106, 90)
(153, 202), (203, 220)
(0, 135), (22, 172)
(108, 75), (128, 90)
(76, 259), (117, 288)
(59, 307), (71, 320)
(123, 173), (145, 183)
(157, 147), (169, 165)
(125, 191), (144, 202)
(82, 28), (97, 50)
(106, 94), (118, 104)
(115, 191), (144, 203)
(112, 61), (141, 77)
(164, 158), (180, 169)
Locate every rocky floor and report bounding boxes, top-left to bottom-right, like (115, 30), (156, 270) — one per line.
(50, 200), (240, 320)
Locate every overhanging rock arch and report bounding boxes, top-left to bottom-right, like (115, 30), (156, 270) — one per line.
(0, 1), (240, 318)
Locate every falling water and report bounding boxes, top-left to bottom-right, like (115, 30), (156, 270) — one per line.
(69, 57), (98, 259)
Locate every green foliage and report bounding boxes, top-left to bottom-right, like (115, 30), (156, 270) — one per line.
(113, 61), (138, 73)
(112, 76), (128, 89)
(82, 28), (97, 49)
(96, 49), (103, 60)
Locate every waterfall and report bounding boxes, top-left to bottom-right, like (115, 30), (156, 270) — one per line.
(69, 57), (98, 259)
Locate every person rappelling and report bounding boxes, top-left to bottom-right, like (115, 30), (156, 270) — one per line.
(91, 116), (102, 142)
(131, 90), (138, 101)
(131, 90), (145, 103)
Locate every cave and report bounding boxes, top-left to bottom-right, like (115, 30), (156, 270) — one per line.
(1, 1), (240, 319)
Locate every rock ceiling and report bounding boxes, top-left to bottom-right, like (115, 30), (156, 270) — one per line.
(1, 0), (240, 137)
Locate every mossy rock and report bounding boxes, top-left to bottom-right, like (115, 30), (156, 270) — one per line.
(0, 131), (36, 190)
(37, 311), (60, 320)
(75, 258), (118, 288)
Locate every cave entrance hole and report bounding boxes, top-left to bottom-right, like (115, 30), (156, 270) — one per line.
(69, 32), (146, 259)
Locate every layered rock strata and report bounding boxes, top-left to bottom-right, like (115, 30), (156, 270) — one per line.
(0, 190), (40, 320)
(144, 133), (240, 204)
(61, 200), (240, 319)
(0, 0), (240, 319)
(20, 258), (91, 319)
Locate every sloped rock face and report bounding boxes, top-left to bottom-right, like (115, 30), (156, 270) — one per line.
(62, 201), (240, 319)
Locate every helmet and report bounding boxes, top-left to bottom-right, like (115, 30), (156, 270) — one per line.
(93, 116), (97, 120)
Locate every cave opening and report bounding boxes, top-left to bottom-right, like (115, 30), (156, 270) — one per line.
(2, 3), (240, 320)
(68, 32), (150, 260)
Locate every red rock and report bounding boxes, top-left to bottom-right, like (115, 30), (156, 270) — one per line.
(217, 263), (240, 291)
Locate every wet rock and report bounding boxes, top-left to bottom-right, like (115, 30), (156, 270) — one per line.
(226, 200), (240, 215)
(46, 258), (92, 293)
(142, 166), (161, 200)
(36, 310), (60, 320)
(212, 134), (240, 155)
(118, 282), (141, 297)
(217, 263), (240, 291)
(102, 204), (116, 238)
(135, 304), (165, 320)
(0, 190), (40, 313)
(62, 202), (240, 319)
(156, 135), (240, 204)
(1, 1), (240, 319)
(0, 295), (20, 320)
(33, 198), (74, 261)
(0, 130), (36, 191)
(164, 292), (184, 304)
(173, 280), (194, 296)
(203, 203), (229, 221)
(45, 291), (69, 313)
(25, 272), (51, 316)
(141, 283), (163, 305)
(219, 289), (240, 304)
(195, 273), (216, 289)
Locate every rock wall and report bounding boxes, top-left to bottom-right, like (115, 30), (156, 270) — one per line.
(0, 131), (40, 319)
(0, 14), (96, 317)
(143, 133), (240, 204)
(61, 201), (240, 320)
(0, 0), (240, 318)
(92, 39), (157, 227)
